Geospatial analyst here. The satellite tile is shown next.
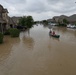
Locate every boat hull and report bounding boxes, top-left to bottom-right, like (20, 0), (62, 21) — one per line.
(49, 33), (60, 38)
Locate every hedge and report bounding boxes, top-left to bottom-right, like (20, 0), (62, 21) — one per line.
(9, 28), (20, 37)
(4, 29), (10, 35)
(0, 32), (4, 44)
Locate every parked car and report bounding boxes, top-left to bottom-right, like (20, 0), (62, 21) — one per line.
(17, 26), (27, 30)
(67, 24), (76, 29)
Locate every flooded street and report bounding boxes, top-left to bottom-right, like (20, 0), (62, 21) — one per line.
(0, 24), (76, 75)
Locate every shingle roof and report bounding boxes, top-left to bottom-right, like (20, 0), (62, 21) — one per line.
(3, 9), (8, 13)
(0, 4), (8, 13)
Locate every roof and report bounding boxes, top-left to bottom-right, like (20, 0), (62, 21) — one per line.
(47, 19), (55, 22)
(11, 16), (22, 25)
(0, 4), (8, 13)
(8, 17), (14, 24)
(3, 9), (8, 13)
(0, 4), (3, 9)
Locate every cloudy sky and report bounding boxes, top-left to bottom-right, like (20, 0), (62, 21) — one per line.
(0, 0), (76, 21)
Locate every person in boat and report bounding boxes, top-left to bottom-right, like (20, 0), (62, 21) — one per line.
(52, 31), (55, 35)
(50, 30), (52, 34)
(50, 28), (53, 34)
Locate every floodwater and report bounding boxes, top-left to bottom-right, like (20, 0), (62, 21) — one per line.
(0, 24), (76, 75)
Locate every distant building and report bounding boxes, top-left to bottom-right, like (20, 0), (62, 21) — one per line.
(47, 19), (55, 23)
(67, 14), (76, 24)
(53, 15), (68, 23)
(47, 19), (57, 26)
(53, 16), (59, 23)
(8, 16), (22, 28)
(53, 15), (76, 24)
(0, 4), (9, 33)
(0, 4), (22, 33)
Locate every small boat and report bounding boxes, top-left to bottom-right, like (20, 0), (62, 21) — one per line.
(49, 33), (60, 38)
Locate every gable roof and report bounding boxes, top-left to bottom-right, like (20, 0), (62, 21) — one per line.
(0, 4), (8, 13)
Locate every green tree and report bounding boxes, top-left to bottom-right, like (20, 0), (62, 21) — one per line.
(0, 32), (4, 44)
(42, 20), (48, 24)
(19, 16), (34, 28)
(26, 16), (34, 28)
(58, 18), (69, 26)
(19, 16), (27, 26)
(9, 28), (20, 37)
(63, 19), (69, 25)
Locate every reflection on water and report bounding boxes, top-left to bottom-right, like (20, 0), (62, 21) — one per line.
(49, 36), (60, 41)
(19, 30), (34, 50)
(0, 36), (20, 62)
(0, 24), (76, 75)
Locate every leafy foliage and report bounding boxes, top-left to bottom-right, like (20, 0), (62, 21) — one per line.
(9, 28), (20, 37)
(0, 32), (3, 44)
(19, 16), (27, 26)
(42, 20), (48, 24)
(58, 18), (69, 26)
(63, 19), (69, 24)
(4, 29), (10, 35)
(26, 16), (34, 28)
(19, 16), (34, 28)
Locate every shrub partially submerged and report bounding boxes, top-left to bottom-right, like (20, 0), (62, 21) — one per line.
(4, 29), (10, 35)
(0, 32), (3, 44)
(9, 28), (20, 37)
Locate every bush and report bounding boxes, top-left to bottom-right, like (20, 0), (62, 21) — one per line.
(4, 29), (10, 35)
(0, 32), (3, 44)
(9, 28), (20, 37)
(58, 23), (66, 27)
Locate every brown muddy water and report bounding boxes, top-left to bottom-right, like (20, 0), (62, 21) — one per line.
(0, 24), (76, 75)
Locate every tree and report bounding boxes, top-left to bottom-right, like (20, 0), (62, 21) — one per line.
(58, 18), (69, 26)
(26, 16), (34, 28)
(63, 18), (69, 25)
(18, 16), (34, 28)
(18, 16), (27, 26)
(42, 20), (48, 24)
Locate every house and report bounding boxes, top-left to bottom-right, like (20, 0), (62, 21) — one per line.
(53, 15), (68, 23)
(52, 14), (76, 24)
(53, 16), (59, 23)
(0, 4), (9, 33)
(47, 19), (55, 23)
(8, 16), (22, 28)
(47, 19), (57, 26)
(67, 14), (76, 24)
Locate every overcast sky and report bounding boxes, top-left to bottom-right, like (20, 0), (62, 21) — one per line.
(0, 0), (76, 21)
